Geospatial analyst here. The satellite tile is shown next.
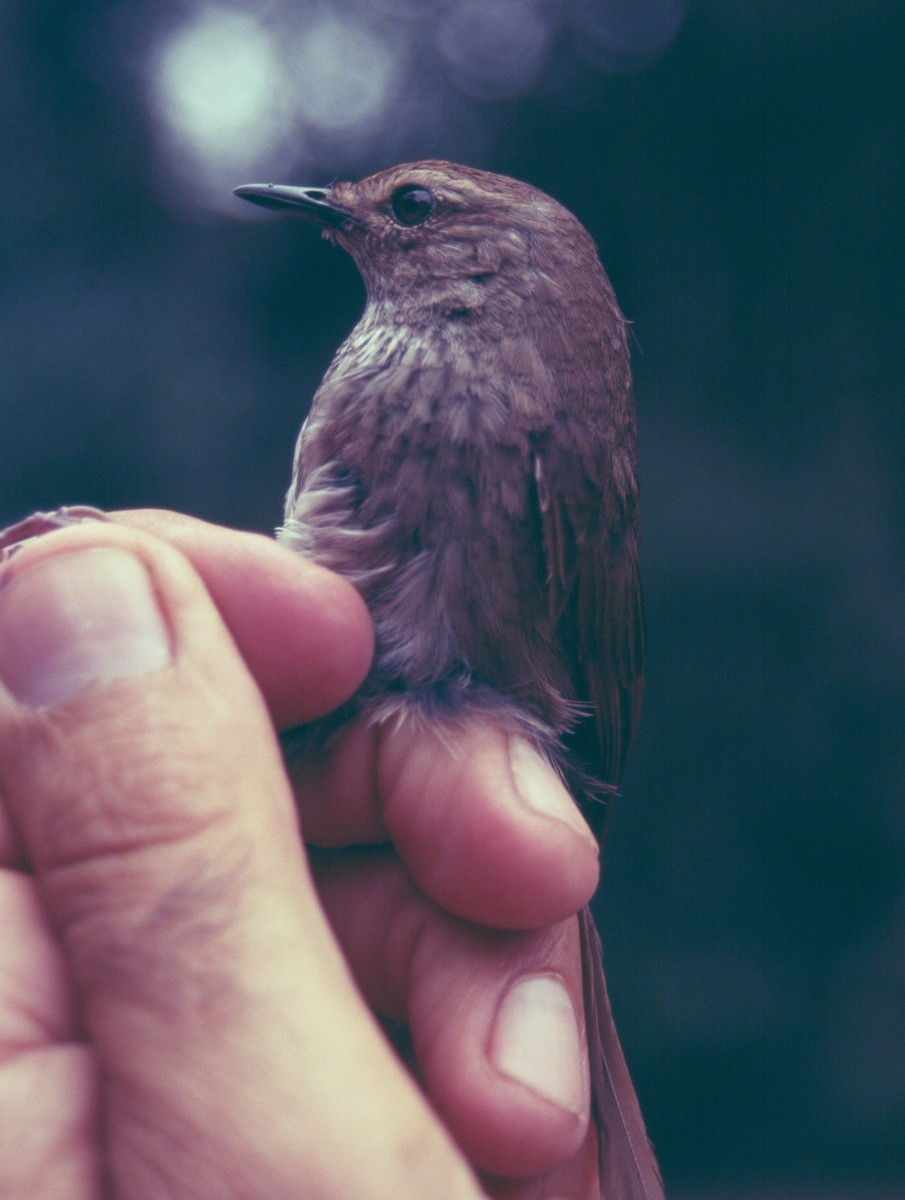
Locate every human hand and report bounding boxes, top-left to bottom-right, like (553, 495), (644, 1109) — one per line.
(0, 510), (601, 1198)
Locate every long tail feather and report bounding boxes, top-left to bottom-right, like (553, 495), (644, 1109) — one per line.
(578, 905), (664, 1199)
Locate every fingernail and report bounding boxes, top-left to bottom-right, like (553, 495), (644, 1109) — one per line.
(0, 548), (172, 707)
(489, 975), (587, 1113)
(509, 738), (598, 851)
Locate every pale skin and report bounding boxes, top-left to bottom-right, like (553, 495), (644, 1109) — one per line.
(0, 511), (602, 1199)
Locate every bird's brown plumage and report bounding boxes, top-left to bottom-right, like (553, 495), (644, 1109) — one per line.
(236, 160), (661, 1198)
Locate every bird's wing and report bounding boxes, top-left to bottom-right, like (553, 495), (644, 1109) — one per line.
(532, 436), (645, 820)
(534, 433), (660, 1200)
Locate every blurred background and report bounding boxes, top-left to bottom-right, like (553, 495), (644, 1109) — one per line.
(2, 1), (902, 1195)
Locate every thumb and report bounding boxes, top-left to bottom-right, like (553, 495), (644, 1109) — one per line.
(0, 523), (481, 1200)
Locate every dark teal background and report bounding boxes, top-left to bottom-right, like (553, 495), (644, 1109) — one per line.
(2, 3), (902, 1194)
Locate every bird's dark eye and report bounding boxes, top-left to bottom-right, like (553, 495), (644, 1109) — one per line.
(390, 185), (434, 226)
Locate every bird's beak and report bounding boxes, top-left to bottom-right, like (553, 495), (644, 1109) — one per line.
(232, 183), (358, 229)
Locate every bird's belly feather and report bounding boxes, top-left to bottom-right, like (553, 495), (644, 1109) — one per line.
(280, 446), (572, 732)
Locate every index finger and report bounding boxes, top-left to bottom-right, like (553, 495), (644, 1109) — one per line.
(111, 509), (374, 729)
(293, 716), (600, 930)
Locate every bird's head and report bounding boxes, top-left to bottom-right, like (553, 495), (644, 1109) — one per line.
(234, 160), (614, 332)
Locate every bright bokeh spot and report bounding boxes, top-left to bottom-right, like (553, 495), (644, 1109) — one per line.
(151, 7), (288, 172)
(292, 17), (399, 133)
(436, 0), (550, 100)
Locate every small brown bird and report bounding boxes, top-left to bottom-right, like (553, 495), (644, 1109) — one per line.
(235, 161), (661, 1198)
